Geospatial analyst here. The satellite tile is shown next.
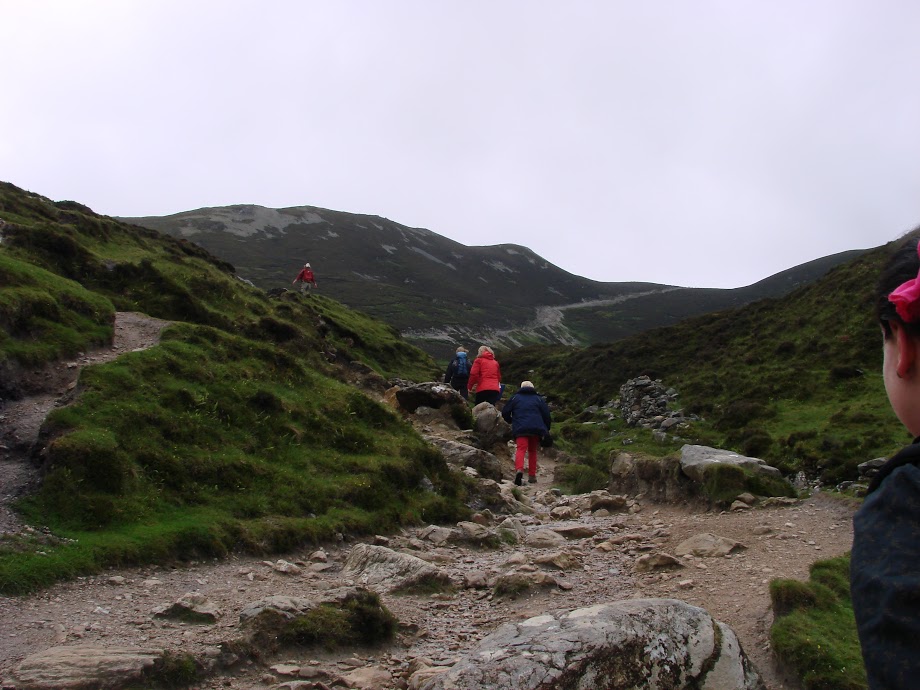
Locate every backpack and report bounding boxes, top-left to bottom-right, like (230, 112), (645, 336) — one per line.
(454, 354), (469, 377)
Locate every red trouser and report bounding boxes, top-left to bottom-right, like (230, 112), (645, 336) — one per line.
(514, 435), (539, 476)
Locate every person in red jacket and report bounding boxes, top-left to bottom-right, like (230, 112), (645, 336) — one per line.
(467, 345), (502, 405)
(292, 263), (317, 294)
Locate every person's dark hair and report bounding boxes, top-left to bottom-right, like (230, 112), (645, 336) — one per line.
(877, 230), (920, 338)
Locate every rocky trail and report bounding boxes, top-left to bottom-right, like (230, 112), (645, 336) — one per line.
(0, 315), (856, 690)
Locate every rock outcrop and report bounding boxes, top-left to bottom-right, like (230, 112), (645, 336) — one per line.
(394, 382), (467, 413)
(424, 435), (504, 481)
(342, 544), (452, 592)
(611, 445), (794, 506)
(419, 598), (765, 689)
(679, 445), (783, 481)
(13, 645), (164, 690)
(612, 376), (698, 433)
(471, 402), (512, 450)
(609, 451), (694, 503)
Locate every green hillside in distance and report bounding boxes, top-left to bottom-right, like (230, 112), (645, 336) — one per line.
(123, 205), (863, 357)
(0, 181), (462, 594)
(501, 236), (914, 484)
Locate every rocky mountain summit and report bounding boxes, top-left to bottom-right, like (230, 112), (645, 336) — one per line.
(0, 367), (854, 690)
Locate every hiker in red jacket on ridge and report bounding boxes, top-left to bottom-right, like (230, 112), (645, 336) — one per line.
(292, 263), (317, 294)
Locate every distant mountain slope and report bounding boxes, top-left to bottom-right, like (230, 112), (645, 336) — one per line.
(501, 237), (911, 483)
(124, 205), (865, 355)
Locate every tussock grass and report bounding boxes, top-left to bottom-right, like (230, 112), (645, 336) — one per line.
(770, 555), (867, 690)
(0, 253), (113, 370)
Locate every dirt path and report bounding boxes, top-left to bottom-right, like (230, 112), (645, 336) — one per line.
(0, 337), (855, 689)
(0, 312), (170, 535)
(0, 484), (852, 689)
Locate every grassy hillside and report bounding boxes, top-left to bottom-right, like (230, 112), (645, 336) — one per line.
(0, 182), (462, 593)
(502, 240), (911, 483)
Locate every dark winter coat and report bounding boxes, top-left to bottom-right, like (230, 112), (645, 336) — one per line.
(501, 387), (551, 438)
(444, 353), (470, 386)
(851, 439), (920, 689)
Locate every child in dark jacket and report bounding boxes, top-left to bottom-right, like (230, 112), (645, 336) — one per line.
(851, 231), (920, 689)
(444, 346), (470, 400)
(501, 381), (551, 486)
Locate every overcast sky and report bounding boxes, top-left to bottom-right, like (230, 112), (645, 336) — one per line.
(3, 1), (919, 288)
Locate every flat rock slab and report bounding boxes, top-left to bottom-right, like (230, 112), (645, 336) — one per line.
(676, 533), (747, 558)
(343, 543), (451, 591)
(550, 523), (597, 539)
(680, 445), (783, 481)
(14, 645), (164, 690)
(524, 529), (567, 549)
(425, 436), (503, 481)
(419, 598), (765, 690)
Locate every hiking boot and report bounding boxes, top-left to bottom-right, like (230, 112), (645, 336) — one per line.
(528, 475), (537, 484)
(514, 472), (523, 486)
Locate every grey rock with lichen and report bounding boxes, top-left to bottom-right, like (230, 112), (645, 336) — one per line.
(419, 599), (764, 689)
(424, 436), (503, 481)
(680, 444), (783, 481)
(13, 645), (164, 690)
(342, 543), (452, 592)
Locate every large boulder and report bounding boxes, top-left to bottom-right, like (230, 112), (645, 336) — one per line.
(679, 445), (783, 482)
(342, 543), (452, 592)
(462, 478), (534, 516)
(472, 402), (512, 448)
(395, 382), (466, 413)
(239, 588), (377, 622)
(424, 436), (503, 481)
(419, 599), (764, 689)
(449, 521), (500, 548)
(524, 529), (567, 549)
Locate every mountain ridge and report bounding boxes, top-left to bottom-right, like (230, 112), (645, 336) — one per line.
(123, 204), (864, 355)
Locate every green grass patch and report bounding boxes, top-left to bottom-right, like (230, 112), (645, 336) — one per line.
(0, 253), (113, 371)
(770, 555), (867, 690)
(555, 463), (607, 494)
